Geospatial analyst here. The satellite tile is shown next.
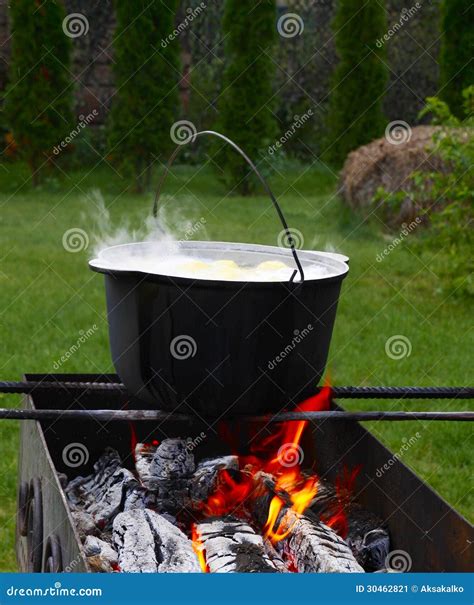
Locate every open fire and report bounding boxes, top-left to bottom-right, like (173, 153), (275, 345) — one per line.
(63, 386), (389, 573)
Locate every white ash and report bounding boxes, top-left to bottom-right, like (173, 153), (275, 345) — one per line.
(197, 518), (277, 573)
(280, 510), (364, 573)
(113, 509), (200, 573)
(310, 477), (390, 571)
(190, 455), (239, 503)
(71, 511), (100, 539)
(134, 439), (196, 512)
(83, 536), (118, 566)
(65, 448), (139, 526)
(87, 555), (114, 573)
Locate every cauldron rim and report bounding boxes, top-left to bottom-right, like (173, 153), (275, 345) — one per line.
(89, 241), (349, 288)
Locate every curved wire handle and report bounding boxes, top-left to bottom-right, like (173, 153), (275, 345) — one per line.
(153, 130), (305, 283)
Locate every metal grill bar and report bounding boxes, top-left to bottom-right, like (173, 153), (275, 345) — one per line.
(0, 408), (472, 423)
(0, 381), (473, 399)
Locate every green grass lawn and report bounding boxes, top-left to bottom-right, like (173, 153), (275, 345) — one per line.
(0, 162), (472, 571)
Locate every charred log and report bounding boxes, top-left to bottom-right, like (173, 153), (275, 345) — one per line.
(190, 455), (238, 503)
(310, 478), (390, 571)
(281, 510), (364, 573)
(197, 518), (278, 573)
(65, 449), (139, 527)
(113, 509), (200, 573)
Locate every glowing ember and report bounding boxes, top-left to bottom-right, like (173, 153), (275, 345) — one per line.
(197, 386), (353, 545)
(191, 524), (209, 573)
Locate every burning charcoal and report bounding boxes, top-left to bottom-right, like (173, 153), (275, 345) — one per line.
(263, 538), (289, 573)
(135, 439), (196, 512)
(134, 443), (156, 487)
(148, 438), (195, 484)
(83, 536), (118, 566)
(197, 518), (278, 573)
(279, 510), (364, 573)
(310, 478), (390, 571)
(249, 473), (363, 573)
(190, 455), (239, 503)
(113, 509), (200, 573)
(87, 555), (114, 573)
(347, 522), (390, 572)
(71, 511), (100, 539)
(65, 449), (140, 527)
(123, 484), (159, 511)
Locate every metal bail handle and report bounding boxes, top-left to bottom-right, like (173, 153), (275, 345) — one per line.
(152, 130), (305, 283)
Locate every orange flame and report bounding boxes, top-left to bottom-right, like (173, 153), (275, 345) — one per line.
(194, 385), (355, 547)
(191, 524), (209, 573)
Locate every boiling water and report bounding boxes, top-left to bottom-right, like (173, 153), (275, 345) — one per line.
(105, 253), (337, 282)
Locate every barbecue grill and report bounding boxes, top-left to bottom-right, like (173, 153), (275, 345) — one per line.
(9, 374), (473, 574)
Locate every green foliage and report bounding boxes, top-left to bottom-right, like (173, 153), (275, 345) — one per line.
(107, 0), (180, 191)
(3, 0), (73, 184)
(324, 0), (388, 167)
(376, 88), (474, 297)
(439, 0), (474, 118)
(214, 0), (277, 194)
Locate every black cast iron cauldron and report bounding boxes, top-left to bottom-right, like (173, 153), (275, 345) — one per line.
(90, 132), (349, 416)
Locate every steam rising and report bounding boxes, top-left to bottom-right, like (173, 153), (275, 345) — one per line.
(86, 190), (348, 282)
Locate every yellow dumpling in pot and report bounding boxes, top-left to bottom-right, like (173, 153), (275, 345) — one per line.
(212, 260), (239, 270)
(257, 260), (288, 271)
(180, 260), (209, 273)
